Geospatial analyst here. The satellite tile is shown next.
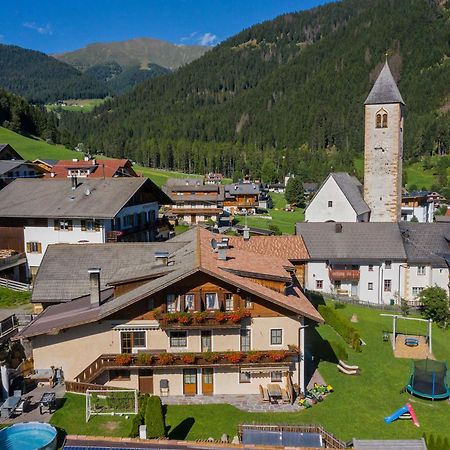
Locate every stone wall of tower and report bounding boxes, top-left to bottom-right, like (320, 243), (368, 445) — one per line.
(363, 103), (403, 222)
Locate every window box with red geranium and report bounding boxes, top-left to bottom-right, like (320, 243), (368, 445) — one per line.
(269, 350), (289, 362)
(181, 353), (196, 364)
(136, 353), (154, 365)
(115, 353), (134, 366)
(225, 352), (244, 363)
(157, 353), (175, 365)
(177, 312), (192, 326)
(229, 309), (251, 324)
(214, 311), (227, 324)
(202, 352), (221, 363)
(246, 351), (264, 363)
(193, 311), (208, 324)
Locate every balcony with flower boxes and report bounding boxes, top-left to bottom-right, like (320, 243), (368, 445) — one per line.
(328, 267), (360, 282)
(154, 309), (251, 330)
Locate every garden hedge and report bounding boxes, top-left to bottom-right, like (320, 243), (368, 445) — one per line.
(145, 395), (166, 438)
(129, 394), (149, 438)
(319, 304), (362, 352)
(328, 339), (349, 361)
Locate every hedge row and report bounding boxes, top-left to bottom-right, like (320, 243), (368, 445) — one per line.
(328, 339), (348, 361)
(129, 394), (149, 438)
(145, 395), (166, 438)
(319, 304), (362, 352)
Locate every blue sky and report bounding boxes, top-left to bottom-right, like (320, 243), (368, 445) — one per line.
(0, 0), (332, 54)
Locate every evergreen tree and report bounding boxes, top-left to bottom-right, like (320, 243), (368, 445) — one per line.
(285, 177), (305, 207)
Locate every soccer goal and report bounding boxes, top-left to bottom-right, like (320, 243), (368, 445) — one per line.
(86, 389), (138, 422)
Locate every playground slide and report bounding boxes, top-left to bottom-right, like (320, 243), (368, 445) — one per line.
(384, 405), (409, 424)
(406, 403), (420, 427)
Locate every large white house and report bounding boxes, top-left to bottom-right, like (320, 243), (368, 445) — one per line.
(296, 222), (449, 305)
(0, 177), (172, 278)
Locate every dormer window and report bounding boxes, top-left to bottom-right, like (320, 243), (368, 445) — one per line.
(376, 109), (388, 128)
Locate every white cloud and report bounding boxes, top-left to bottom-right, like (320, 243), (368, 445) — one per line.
(23, 22), (52, 35)
(198, 32), (217, 46)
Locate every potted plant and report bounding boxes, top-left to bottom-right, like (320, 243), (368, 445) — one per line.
(115, 353), (133, 366)
(181, 353), (196, 364)
(137, 353), (153, 365)
(157, 353), (175, 365)
(225, 352), (244, 364)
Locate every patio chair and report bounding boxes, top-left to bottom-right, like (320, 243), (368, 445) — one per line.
(259, 385), (269, 402)
(281, 388), (290, 403)
(160, 379), (169, 396)
(14, 398), (27, 415)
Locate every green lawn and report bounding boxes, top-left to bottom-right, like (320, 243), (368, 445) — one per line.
(0, 287), (31, 309)
(0, 127), (81, 161)
(50, 393), (132, 437)
(235, 192), (304, 234)
(132, 165), (203, 188)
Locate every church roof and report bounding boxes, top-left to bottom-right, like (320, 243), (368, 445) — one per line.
(330, 172), (371, 216)
(364, 61), (405, 105)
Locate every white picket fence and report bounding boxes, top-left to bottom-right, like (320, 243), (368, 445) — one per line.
(0, 278), (31, 292)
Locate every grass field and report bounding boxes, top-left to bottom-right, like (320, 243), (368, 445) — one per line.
(235, 192), (304, 234)
(0, 287), (31, 309)
(52, 302), (450, 443)
(0, 127), (81, 161)
(46, 98), (106, 113)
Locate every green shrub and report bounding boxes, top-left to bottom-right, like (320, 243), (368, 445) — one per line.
(129, 394), (149, 438)
(328, 340), (348, 361)
(334, 302), (346, 309)
(145, 395), (166, 438)
(319, 304), (361, 352)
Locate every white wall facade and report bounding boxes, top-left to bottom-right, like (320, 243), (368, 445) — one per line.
(401, 203), (434, 223)
(305, 177), (364, 223)
(404, 265), (450, 302)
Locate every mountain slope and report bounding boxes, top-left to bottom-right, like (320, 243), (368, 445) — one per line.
(54, 37), (209, 71)
(0, 44), (109, 103)
(59, 0), (450, 182)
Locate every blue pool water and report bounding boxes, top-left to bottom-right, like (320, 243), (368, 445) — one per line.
(0, 422), (57, 450)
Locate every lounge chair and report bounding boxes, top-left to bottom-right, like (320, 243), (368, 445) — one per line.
(337, 364), (359, 376)
(281, 388), (290, 403)
(259, 385), (269, 402)
(338, 360), (360, 371)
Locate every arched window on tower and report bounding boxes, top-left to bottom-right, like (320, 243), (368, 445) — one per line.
(376, 113), (382, 128)
(375, 109), (388, 128)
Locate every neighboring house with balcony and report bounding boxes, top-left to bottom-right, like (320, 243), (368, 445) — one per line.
(0, 177), (172, 278)
(304, 173), (370, 223)
(163, 180), (224, 224)
(296, 222), (450, 304)
(0, 160), (45, 189)
(15, 227), (322, 397)
(224, 182), (263, 215)
(401, 191), (435, 223)
(44, 157), (138, 179)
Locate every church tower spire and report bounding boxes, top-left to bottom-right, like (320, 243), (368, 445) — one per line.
(363, 60), (405, 222)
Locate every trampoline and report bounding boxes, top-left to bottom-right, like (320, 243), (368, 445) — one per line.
(406, 359), (450, 400)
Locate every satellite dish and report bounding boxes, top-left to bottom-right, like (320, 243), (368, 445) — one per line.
(211, 238), (218, 250)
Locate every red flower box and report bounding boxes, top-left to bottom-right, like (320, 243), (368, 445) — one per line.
(181, 353), (196, 364)
(269, 351), (289, 362)
(157, 354), (175, 365)
(115, 354), (133, 366)
(214, 312), (228, 323)
(225, 352), (244, 363)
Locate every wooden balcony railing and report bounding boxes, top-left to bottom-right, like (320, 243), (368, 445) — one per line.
(328, 268), (360, 281)
(75, 350), (299, 385)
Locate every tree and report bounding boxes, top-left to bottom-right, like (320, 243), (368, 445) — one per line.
(261, 158), (278, 184)
(418, 286), (449, 326)
(145, 395), (166, 438)
(285, 177), (304, 207)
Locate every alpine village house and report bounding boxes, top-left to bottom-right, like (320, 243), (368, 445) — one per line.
(15, 228), (322, 397)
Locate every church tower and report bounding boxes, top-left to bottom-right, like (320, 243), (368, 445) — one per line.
(363, 60), (405, 222)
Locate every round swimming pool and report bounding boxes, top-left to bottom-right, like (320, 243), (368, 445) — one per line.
(0, 422), (57, 450)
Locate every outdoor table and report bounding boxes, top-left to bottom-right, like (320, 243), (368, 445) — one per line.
(1, 395), (21, 418)
(266, 383), (282, 403)
(39, 391), (56, 414)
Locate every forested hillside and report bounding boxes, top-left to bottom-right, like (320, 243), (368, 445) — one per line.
(0, 88), (58, 141)
(0, 44), (109, 103)
(58, 0), (450, 184)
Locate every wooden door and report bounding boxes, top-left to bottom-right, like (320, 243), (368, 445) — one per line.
(202, 368), (214, 395)
(183, 368), (197, 396)
(138, 369), (153, 394)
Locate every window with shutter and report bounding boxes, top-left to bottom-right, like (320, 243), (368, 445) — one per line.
(81, 220), (87, 231)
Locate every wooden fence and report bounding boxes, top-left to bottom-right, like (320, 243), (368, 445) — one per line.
(0, 277), (31, 292)
(65, 381), (124, 394)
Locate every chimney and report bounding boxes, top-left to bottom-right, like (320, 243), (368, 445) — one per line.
(335, 223), (343, 233)
(217, 241), (228, 261)
(154, 251), (169, 265)
(243, 226), (250, 241)
(88, 268), (101, 307)
(71, 175), (78, 190)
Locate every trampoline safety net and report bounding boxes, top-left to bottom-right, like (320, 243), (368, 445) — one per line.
(408, 359), (449, 400)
